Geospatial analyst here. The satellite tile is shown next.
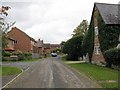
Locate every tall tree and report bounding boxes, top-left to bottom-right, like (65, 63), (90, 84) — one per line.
(72, 20), (89, 37)
(0, 6), (15, 49)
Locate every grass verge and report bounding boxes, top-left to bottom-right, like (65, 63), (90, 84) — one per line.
(68, 63), (119, 88)
(0, 66), (22, 76)
(0, 66), (1, 76)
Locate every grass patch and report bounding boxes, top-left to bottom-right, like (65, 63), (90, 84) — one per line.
(0, 66), (2, 76)
(1, 66), (22, 76)
(68, 63), (119, 88)
(62, 55), (67, 62)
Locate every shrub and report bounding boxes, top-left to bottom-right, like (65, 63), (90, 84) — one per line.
(2, 51), (12, 57)
(16, 51), (25, 60)
(15, 51), (32, 60)
(104, 48), (120, 67)
(24, 52), (32, 60)
(62, 35), (83, 60)
(66, 54), (78, 61)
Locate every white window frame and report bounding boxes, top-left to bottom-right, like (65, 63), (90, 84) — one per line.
(95, 46), (100, 55)
(95, 26), (98, 35)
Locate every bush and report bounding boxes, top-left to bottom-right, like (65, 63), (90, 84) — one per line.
(104, 48), (120, 67)
(66, 54), (78, 61)
(24, 52), (32, 60)
(62, 35), (83, 60)
(16, 51), (32, 60)
(16, 51), (25, 60)
(2, 51), (12, 57)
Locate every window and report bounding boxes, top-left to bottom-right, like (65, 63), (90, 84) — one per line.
(95, 46), (100, 55)
(95, 26), (98, 35)
(14, 40), (18, 44)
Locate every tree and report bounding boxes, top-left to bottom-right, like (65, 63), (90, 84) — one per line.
(72, 20), (89, 37)
(60, 41), (66, 46)
(60, 41), (66, 52)
(62, 35), (83, 60)
(0, 6), (15, 49)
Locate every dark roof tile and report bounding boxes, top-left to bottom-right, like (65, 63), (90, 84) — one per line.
(95, 3), (119, 24)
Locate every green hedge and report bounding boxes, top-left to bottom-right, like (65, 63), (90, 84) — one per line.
(2, 51), (12, 57)
(24, 52), (32, 60)
(63, 35), (83, 60)
(16, 52), (32, 60)
(104, 48), (120, 67)
(66, 54), (78, 61)
(2, 51), (32, 61)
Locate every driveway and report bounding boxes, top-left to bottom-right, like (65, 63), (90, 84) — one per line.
(3, 56), (101, 88)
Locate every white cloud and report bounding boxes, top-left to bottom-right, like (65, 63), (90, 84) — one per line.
(1, 0), (119, 44)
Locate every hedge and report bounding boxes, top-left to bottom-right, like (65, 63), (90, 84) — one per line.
(3, 51), (32, 61)
(104, 48), (120, 67)
(2, 51), (12, 57)
(16, 52), (32, 60)
(62, 35), (83, 60)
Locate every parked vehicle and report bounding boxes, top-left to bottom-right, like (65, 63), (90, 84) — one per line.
(51, 52), (57, 57)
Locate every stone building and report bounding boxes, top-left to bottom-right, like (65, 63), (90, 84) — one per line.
(89, 3), (119, 65)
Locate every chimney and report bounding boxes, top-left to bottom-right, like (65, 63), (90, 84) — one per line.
(41, 40), (43, 43)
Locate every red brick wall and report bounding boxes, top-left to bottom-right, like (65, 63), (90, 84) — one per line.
(8, 27), (31, 52)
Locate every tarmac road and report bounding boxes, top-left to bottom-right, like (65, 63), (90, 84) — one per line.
(4, 56), (101, 88)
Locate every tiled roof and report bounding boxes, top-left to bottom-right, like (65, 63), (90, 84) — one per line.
(95, 3), (119, 24)
(43, 43), (50, 48)
(9, 27), (36, 42)
(4, 47), (14, 51)
(50, 44), (61, 48)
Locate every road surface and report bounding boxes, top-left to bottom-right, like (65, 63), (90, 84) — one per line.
(4, 56), (101, 88)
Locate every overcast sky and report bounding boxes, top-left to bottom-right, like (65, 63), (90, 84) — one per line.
(1, 0), (119, 44)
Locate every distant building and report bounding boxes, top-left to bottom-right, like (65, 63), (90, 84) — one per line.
(89, 3), (119, 65)
(50, 44), (61, 51)
(43, 43), (51, 55)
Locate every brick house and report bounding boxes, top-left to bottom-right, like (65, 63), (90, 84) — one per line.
(89, 3), (119, 65)
(36, 39), (61, 56)
(8, 27), (39, 55)
(4, 38), (15, 51)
